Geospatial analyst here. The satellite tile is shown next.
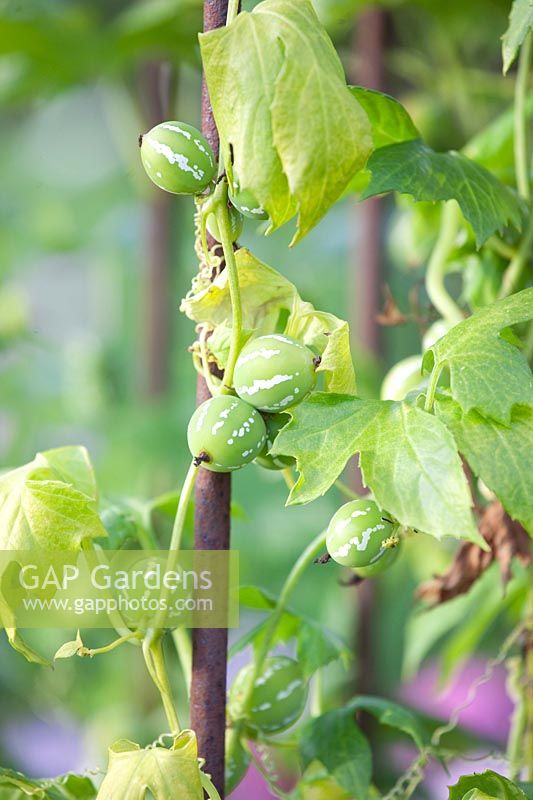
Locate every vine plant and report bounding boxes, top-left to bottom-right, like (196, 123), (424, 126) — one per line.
(0, 0), (532, 798)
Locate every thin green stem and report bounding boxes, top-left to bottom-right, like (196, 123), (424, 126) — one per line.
(143, 630), (181, 734)
(172, 627), (192, 697)
(226, 0), (240, 25)
(82, 631), (143, 657)
(525, 569), (533, 781)
(486, 236), (518, 261)
(507, 655), (527, 781)
(216, 191), (243, 393)
(153, 460), (199, 630)
(169, 460), (199, 552)
(424, 363), (444, 413)
(282, 467), (295, 490)
(311, 669), (324, 717)
(425, 201), (464, 326)
(515, 31), (532, 201)
(499, 213), (533, 298)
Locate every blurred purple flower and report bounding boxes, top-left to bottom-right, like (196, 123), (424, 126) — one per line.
(398, 658), (512, 742)
(1, 715), (84, 777)
(229, 764), (277, 800)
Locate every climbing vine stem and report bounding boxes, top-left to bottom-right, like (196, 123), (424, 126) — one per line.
(514, 31), (532, 201)
(226, 0), (240, 25)
(215, 184), (243, 393)
(425, 201), (464, 326)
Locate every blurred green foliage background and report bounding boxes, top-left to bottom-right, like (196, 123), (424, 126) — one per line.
(0, 0), (522, 794)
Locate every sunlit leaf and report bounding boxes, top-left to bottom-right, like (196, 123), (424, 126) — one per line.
(423, 289), (533, 424)
(273, 393), (484, 547)
(200, 0), (372, 242)
(362, 140), (524, 246)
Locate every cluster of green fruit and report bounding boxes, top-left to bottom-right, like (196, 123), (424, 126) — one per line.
(187, 333), (316, 472)
(139, 120), (268, 240)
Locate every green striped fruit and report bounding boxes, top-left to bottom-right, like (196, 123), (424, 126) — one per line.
(187, 396), (266, 473)
(229, 185), (269, 220)
(206, 204), (244, 243)
(255, 413), (294, 471)
(234, 335), (316, 413)
(353, 538), (401, 578)
(326, 499), (397, 569)
(140, 121), (216, 195)
(228, 656), (308, 734)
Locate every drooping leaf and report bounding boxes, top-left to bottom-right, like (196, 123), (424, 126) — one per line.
(181, 249), (356, 395)
(423, 289), (533, 424)
(296, 621), (351, 677)
(97, 733), (207, 800)
(199, 0), (372, 242)
(448, 770), (529, 799)
(300, 708), (372, 797)
(349, 86), (419, 149)
(4, 623), (50, 667)
(0, 446), (106, 550)
(502, 0), (533, 74)
(362, 140), (524, 246)
(436, 397), (533, 534)
(348, 696), (429, 751)
(272, 393), (484, 547)
(0, 768), (96, 799)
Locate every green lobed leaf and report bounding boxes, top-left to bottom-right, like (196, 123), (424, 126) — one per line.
(348, 696), (429, 751)
(502, 0), (533, 74)
(272, 393), (484, 547)
(300, 708), (372, 797)
(296, 621), (351, 677)
(362, 140), (524, 247)
(0, 768), (96, 800)
(423, 289), (533, 424)
(349, 86), (420, 149)
(199, 0), (372, 242)
(0, 446), (106, 550)
(97, 733), (206, 800)
(181, 249), (356, 394)
(436, 397), (533, 534)
(448, 770), (529, 799)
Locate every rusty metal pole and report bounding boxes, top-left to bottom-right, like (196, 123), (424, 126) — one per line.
(350, 8), (386, 355)
(139, 61), (176, 397)
(350, 8), (387, 701)
(190, 2), (230, 795)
